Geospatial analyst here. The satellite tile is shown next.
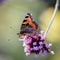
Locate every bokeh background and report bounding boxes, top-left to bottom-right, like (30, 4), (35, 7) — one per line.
(0, 0), (60, 60)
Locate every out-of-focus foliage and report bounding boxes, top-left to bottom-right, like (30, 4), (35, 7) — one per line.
(41, 0), (60, 9)
(0, 0), (60, 60)
(40, 7), (60, 43)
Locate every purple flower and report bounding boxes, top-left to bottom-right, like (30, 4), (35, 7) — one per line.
(23, 31), (54, 57)
(35, 54), (39, 58)
(0, 0), (4, 4)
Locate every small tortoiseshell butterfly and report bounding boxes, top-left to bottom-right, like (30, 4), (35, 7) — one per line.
(18, 13), (40, 40)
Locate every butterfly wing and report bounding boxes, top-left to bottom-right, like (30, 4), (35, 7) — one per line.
(18, 13), (39, 40)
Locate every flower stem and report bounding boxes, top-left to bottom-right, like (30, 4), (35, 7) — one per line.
(43, 0), (59, 39)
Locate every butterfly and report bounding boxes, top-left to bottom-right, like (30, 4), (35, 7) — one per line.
(18, 13), (40, 40)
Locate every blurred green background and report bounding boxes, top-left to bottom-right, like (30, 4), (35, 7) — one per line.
(0, 0), (60, 60)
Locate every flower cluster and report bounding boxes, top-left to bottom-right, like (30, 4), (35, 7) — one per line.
(23, 31), (54, 58)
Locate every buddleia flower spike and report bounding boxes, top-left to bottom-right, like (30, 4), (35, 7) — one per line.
(19, 0), (59, 58)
